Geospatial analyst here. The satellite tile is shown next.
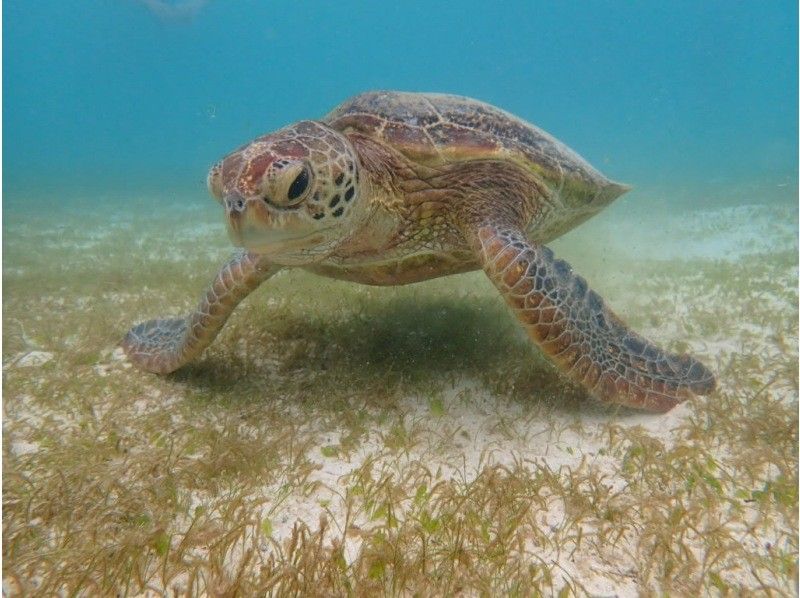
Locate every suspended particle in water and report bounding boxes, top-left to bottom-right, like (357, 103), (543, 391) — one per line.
(138, 0), (210, 23)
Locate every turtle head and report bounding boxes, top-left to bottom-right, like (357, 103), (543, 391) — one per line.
(207, 121), (364, 264)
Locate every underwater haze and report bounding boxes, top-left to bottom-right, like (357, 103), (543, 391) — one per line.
(3, 1), (798, 596)
(4, 0), (797, 204)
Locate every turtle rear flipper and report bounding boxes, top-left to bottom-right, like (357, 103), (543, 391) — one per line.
(122, 251), (280, 374)
(472, 224), (715, 412)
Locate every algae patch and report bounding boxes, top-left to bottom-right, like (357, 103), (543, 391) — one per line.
(2, 199), (797, 596)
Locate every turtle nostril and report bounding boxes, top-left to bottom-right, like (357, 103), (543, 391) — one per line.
(225, 197), (247, 214)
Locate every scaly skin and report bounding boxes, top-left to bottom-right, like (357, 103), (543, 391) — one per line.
(122, 252), (279, 373)
(123, 91), (716, 411)
(470, 225), (715, 412)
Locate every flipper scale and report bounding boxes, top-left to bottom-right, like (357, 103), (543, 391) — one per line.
(473, 225), (715, 412)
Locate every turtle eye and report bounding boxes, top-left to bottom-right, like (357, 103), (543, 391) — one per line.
(286, 167), (310, 203)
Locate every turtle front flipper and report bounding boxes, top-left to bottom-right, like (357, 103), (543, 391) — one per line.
(122, 251), (280, 374)
(470, 225), (715, 412)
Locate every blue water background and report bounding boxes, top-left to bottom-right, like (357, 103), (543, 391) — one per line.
(4, 0), (797, 209)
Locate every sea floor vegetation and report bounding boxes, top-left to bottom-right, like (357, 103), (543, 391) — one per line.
(3, 196), (797, 596)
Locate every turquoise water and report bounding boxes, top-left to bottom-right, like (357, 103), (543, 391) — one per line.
(4, 0), (797, 207)
(3, 3), (799, 595)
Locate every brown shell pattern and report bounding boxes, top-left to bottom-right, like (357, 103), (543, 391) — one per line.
(323, 91), (627, 203)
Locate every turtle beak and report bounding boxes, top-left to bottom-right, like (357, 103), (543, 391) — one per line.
(221, 194), (284, 249)
(207, 161), (224, 203)
(223, 192), (250, 245)
(221, 192), (328, 257)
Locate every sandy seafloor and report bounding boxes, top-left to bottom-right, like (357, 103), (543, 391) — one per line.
(2, 193), (798, 596)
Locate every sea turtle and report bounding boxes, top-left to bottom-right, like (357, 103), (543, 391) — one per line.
(122, 91), (715, 412)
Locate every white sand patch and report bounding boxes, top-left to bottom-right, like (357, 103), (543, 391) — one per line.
(3, 199), (796, 595)
(222, 196), (796, 593)
(569, 202), (797, 262)
(8, 351), (54, 368)
(10, 440), (40, 456)
(243, 378), (710, 595)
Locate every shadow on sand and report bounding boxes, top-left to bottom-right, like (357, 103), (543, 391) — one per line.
(166, 294), (650, 419)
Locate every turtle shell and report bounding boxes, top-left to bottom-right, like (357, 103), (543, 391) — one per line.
(324, 91), (629, 209)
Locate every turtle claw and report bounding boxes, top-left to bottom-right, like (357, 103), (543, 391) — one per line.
(121, 317), (188, 374)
